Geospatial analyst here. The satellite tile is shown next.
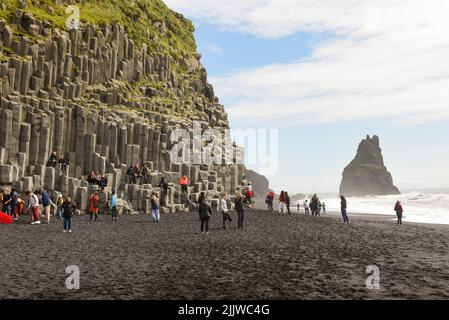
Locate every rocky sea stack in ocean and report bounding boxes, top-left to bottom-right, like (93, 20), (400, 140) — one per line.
(339, 135), (400, 197)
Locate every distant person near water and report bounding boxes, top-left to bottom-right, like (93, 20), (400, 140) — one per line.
(310, 194), (320, 217)
(285, 192), (291, 215)
(278, 191), (286, 214)
(322, 202), (326, 214)
(266, 190), (275, 212)
(394, 201), (404, 225)
(340, 195), (350, 224)
(303, 200), (309, 215)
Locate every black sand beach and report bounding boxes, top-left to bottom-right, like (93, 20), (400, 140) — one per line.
(1, 209), (448, 300)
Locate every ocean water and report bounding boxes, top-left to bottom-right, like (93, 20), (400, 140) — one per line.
(303, 190), (449, 225)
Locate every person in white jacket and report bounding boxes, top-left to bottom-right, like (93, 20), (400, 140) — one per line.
(26, 191), (41, 225)
(221, 193), (232, 229)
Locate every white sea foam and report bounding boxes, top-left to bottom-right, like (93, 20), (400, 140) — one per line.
(315, 191), (449, 225)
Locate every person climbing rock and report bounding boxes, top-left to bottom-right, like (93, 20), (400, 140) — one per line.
(179, 175), (189, 193)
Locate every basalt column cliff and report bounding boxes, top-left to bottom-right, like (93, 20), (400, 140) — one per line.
(0, 0), (245, 213)
(339, 135), (400, 197)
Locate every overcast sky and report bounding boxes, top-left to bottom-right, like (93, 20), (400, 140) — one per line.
(165, 0), (449, 194)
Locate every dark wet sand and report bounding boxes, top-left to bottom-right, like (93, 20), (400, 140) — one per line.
(1, 209), (448, 300)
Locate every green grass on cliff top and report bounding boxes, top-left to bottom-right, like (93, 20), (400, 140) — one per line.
(0, 0), (197, 61)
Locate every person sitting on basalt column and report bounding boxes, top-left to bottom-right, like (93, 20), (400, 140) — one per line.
(98, 174), (108, 189)
(126, 165), (134, 184)
(47, 151), (58, 167)
(133, 164), (143, 185)
(58, 155), (68, 173)
(87, 171), (97, 185)
(141, 163), (150, 184)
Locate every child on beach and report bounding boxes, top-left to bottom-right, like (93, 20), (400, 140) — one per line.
(110, 191), (118, 221)
(89, 192), (100, 221)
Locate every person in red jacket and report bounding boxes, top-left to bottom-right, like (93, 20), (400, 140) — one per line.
(179, 175), (189, 193)
(89, 192), (100, 221)
(266, 190), (275, 212)
(394, 200), (404, 225)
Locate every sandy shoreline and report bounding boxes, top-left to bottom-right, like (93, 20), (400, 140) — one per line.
(0, 209), (448, 300)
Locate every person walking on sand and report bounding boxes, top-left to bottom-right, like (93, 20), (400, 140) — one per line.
(285, 192), (291, 215)
(199, 198), (212, 234)
(2, 190), (11, 216)
(41, 189), (53, 224)
(150, 193), (160, 223)
(235, 191), (245, 229)
(62, 197), (76, 233)
(278, 191), (286, 214)
(303, 200), (309, 215)
(340, 195), (350, 224)
(322, 201), (326, 214)
(11, 188), (18, 220)
(27, 191), (41, 225)
(311, 194), (319, 217)
(89, 192), (100, 221)
(394, 200), (404, 225)
(110, 191), (118, 221)
(56, 195), (64, 220)
(266, 190), (275, 213)
(221, 193), (232, 229)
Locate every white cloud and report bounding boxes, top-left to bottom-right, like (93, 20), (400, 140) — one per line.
(203, 44), (223, 54)
(165, 0), (449, 127)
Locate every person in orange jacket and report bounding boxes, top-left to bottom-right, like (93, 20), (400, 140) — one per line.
(179, 175), (189, 193)
(89, 192), (100, 221)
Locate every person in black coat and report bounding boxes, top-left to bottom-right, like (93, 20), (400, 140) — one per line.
(198, 198), (212, 234)
(62, 197), (76, 233)
(235, 191), (245, 229)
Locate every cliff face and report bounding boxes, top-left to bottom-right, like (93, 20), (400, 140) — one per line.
(244, 169), (269, 199)
(0, 0), (245, 213)
(339, 135), (400, 197)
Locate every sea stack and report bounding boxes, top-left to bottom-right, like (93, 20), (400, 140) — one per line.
(339, 135), (400, 197)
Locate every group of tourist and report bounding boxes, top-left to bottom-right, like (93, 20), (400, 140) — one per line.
(126, 163), (151, 184)
(199, 190), (246, 234)
(87, 171), (109, 189)
(266, 190), (344, 222)
(47, 151), (68, 172)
